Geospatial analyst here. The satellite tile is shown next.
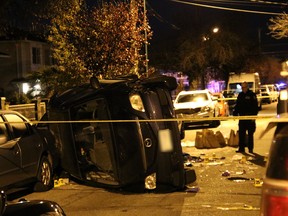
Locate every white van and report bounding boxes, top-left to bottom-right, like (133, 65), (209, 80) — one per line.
(225, 72), (262, 111)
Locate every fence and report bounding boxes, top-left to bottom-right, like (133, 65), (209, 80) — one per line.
(1, 97), (47, 120)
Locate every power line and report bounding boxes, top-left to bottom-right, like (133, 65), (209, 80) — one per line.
(147, 1), (181, 30)
(171, 0), (285, 15)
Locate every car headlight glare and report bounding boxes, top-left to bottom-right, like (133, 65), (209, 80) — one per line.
(129, 94), (145, 112)
(201, 106), (210, 112)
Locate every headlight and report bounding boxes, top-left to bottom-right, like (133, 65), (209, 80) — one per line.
(129, 94), (145, 112)
(200, 105), (210, 112)
(145, 173), (156, 190)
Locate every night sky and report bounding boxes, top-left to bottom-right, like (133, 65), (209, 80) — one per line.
(148, 0), (288, 56)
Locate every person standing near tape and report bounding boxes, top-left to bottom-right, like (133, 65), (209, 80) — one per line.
(233, 81), (259, 153)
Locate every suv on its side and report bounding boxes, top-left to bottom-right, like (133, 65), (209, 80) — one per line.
(41, 75), (196, 192)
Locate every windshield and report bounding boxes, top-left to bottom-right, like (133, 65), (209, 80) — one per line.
(177, 93), (208, 103)
(229, 82), (253, 94)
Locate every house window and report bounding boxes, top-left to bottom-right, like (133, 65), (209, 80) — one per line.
(32, 47), (41, 64)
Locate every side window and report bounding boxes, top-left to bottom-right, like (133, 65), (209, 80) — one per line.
(0, 117), (9, 145)
(4, 114), (29, 138)
(72, 99), (114, 176)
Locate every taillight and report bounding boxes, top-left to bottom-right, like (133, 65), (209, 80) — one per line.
(261, 187), (288, 216)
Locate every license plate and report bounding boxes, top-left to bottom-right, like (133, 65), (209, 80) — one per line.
(158, 129), (173, 152)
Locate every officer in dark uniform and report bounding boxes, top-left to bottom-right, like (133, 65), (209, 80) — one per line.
(233, 82), (258, 153)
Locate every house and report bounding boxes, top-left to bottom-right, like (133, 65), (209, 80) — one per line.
(0, 39), (52, 96)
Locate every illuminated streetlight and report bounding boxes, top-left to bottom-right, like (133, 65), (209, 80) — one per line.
(212, 27), (219, 33)
(202, 27), (219, 42)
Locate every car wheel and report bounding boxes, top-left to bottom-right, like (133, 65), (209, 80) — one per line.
(180, 122), (185, 140)
(34, 156), (53, 192)
(210, 120), (220, 128)
(258, 102), (262, 111)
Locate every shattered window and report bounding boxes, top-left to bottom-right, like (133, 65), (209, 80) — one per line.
(72, 99), (116, 185)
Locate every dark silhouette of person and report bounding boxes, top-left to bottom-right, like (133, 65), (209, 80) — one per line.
(233, 82), (259, 153)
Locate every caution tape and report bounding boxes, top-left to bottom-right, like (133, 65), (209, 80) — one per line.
(0, 114), (279, 125)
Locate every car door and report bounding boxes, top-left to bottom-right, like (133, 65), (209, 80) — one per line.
(0, 115), (23, 188)
(3, 113), (42, 178)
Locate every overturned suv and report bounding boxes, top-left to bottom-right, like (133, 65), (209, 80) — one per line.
(42, 75), (196, 192)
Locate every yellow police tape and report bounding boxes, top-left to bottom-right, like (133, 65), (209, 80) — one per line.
(32, 115), (275, 123)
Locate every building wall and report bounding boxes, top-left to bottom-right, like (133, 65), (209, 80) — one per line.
(0, 40), (52, 95)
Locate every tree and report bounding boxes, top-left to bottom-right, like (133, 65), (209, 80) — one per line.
(179, 30), (247, 89)
(46, 0), (88, 92)
(269, 13), (288, 39)
(43, 0), (151, 92)
(0, 0), (55, 40)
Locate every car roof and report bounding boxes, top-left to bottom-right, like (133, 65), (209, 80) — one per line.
(177, 89), (210, 95)
(0, 110), (31, 123)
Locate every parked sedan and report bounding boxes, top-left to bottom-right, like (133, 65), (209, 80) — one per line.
(173, 89), (220, 129)
(260, 115), (288, 215)
(0, 110), (58, 193)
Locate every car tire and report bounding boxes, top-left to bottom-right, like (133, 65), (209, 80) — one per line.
(34, 156), (53, 192)
(180, 122), (185, 140)
(210, 120), (220, 128)
(258, 102), (262, 111)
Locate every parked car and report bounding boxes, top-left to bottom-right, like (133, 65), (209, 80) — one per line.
(40, 75), (196, 192)
(260, 84), (279, 104)
(259, 115), (288, 215)
(0, 110), (58, 193)
(0, 191), (66, 215)
(173, 89), (221, 129)
(212, 92), (229, 117)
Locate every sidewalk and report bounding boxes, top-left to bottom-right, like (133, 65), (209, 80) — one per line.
(181, 118), (274, 157)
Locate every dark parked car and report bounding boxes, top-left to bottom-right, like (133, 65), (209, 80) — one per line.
(41, 75), (196, 192)
(260, 115), (288, 215)
(0, 191), (66, 215)
(0, 110), (58, 193)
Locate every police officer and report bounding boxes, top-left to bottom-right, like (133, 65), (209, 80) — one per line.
(233, 81), (258, 153)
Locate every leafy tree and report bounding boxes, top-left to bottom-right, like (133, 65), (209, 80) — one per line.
(0, 0), (52, 40)
(46, 0), (151, 82)
(179, 30), (247, 89)
(242, 55), (282, 84)
(47, 0), (88, 91)
(269, 13), (288, 39)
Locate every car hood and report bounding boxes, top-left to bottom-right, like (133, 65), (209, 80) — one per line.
(174, 101), (211, 109)
(259, 114), (288, 139)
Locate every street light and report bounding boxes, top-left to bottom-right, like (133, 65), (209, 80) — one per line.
(202, 26), (219, 41)
(212, 27), (219, 33)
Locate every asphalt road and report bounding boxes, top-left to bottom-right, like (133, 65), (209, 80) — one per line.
(8, 102), (278, 216)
